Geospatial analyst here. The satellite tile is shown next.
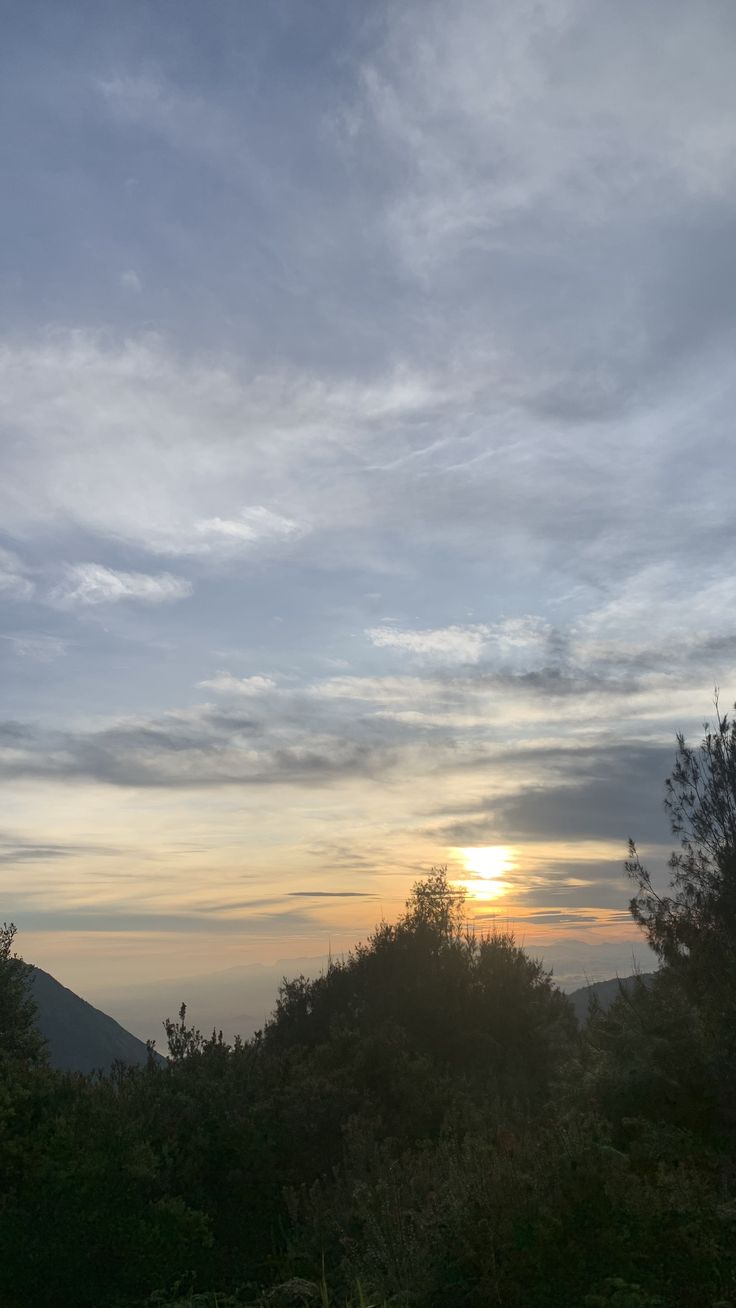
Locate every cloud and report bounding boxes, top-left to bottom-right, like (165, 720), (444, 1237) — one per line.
(0, 831), (119, 866)
(304, 839), (388, 873)
(186, 507), (302, 557)
(120, 269), (142, 293)
(0, 633), (68, 662)
(513, 910), (630, 928)
(0, 332), (451, 563)
(198, 674), (277, 695)
(360, 0), (736, 276)
(367, 623), (490, 663)
(0, 548), (34, 601)
(366, 618), (559, 668)
(0, 320), (732, 613)
(434, 741), (675, 847)
(0, 646), (693, 799)
(0, 703), (400, 788)
(574, 565), (736, 664)
(287, 891), (377, 898)
(95, 73), (245, 170)
(311, 667), (623, 718)
(0, 620), (716, 794)
(51, 563), (192, 607)
(14, 906), (317, 935)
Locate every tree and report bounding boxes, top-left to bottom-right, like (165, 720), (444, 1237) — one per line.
(626, 698), (736, 1173)
(265, 866), (575, 1134)
(626, 696), (736, 1005)
(399, 863), (467, 939)
(0, 923), (46, 1068)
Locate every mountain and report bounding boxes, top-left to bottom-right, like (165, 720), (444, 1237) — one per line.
(29, 966), (166, 1074)
(568, 972), (655, 1024)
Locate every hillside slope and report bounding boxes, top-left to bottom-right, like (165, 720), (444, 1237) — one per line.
(29, 966), (166, 1074)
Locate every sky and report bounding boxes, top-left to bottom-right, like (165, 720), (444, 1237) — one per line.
(2, 0), (736, 1003)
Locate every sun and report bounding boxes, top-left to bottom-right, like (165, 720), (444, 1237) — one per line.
(455, 846), (515, 900)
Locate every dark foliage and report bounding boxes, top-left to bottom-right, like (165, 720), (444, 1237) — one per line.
(627, 695), (736, 993)
(0, 921), (47, 1069)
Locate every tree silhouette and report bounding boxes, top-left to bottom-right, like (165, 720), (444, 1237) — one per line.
(626, 696), (736, 1003)
(0, 923), (46, 1068)
(626, 696), (736, 1176)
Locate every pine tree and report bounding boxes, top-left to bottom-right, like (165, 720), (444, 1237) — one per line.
(626, 696), (736, 1007)
(626, 697), (736, 1174)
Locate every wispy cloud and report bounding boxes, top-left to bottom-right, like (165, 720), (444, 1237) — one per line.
(198, 674), (277, 695)
(366, 618), (553, 666)
(120, 269), (142, 293)
(0, 633), (68, 662)
(287, 890), (377, 898)
(95, 73), (245, 169)
(51, 563), (192, 607)
(0, 830), (119, 866)
(187, 507), (302, 557)
(360, 0), (736, 275)
(0, 548), (34, 601)
(0, 333), (450, 563)
(367, 623), (491, 663)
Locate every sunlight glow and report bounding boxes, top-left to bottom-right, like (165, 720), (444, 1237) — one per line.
(455, 846), (516, 900)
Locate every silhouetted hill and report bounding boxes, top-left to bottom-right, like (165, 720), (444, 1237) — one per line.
(29, 966), (166, 1074)
(568, 972), (655, 1023)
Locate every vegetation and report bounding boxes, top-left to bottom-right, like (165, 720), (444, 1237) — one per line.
(0, 921), (47, 1068)
(3, 706), (736, 1306)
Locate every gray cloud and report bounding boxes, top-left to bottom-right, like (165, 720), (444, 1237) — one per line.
(0, 664), (714, 802)
(0, 832), (120, 866)
(515, 911), (622, 928)
(305, 840), (386, 871)
(12, 906), (317, 935)
(0, 703), (401, 789)
(436, 742), (675, 846)
(287, 890), (378, 898)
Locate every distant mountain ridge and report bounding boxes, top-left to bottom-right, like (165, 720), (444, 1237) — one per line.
(29, 966), (166, 1074)
(568, 972), (655, 1023)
